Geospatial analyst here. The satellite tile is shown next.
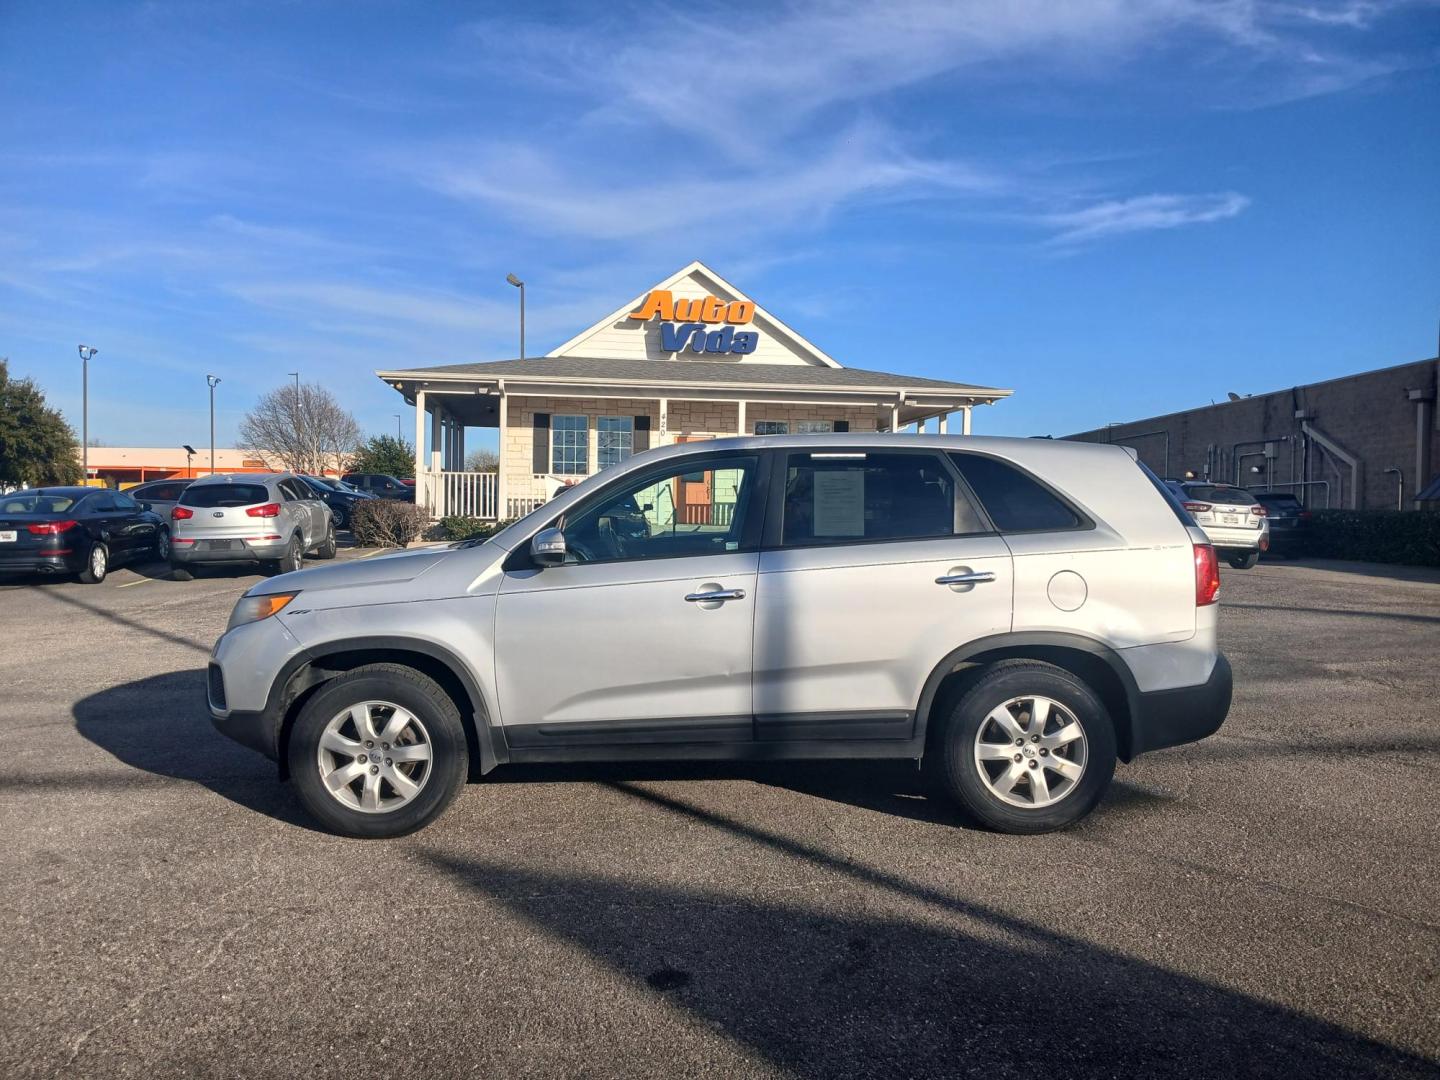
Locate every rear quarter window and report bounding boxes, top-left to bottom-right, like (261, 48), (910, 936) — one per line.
(182, 484), (270, 508)
(948, 453), (1084, 533)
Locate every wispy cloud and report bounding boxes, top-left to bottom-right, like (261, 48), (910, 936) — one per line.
(1042, 192), (1252, 246)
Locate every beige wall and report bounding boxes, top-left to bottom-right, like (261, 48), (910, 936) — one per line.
(501, 396), (882, 491)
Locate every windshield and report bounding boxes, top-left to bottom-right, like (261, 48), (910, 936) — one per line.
(0, 493), (82, 514)
(182, 483), (270, 508)
(1184, 485), (1258, 505)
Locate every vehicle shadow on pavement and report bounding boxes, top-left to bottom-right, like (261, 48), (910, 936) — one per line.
(71, 669), (318, 831)
(421, 784), (1437, 1079)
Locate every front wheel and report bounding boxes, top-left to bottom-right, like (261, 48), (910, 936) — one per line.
(933, 660), (1116, 834)
(315, 521), (337, 559)
(79, 542), (109, 584)
(154, 527), (171, 561)
(1228, 552), (1259, 570)
(287, 664), (469, 838)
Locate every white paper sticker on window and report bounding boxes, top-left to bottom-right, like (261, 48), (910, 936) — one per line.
(813, 471), (865, 536)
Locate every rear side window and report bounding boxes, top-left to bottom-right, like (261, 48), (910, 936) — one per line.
(949, 453), (1082, 533)
(1185, 485), (1257, 506)
(183, 484), (269, 508)
(782, 451), (983, 546)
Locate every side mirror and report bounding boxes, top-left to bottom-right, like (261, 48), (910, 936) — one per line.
(530, 527), (567, 567)
(140, 501), (152, 511)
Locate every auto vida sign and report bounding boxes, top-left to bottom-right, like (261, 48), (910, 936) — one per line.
(628, 289), (760, 356)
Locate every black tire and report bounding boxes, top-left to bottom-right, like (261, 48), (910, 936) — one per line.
(154, 527), (171, 561)
(268, 534), (303, 576)
(169, 561), (194, 581)
(315, 521), (337, 560)
(332, 507), (348, 531)
(932, 660), (1117, 834)
(1228, 552), (1259, 570)
(78, 542), (109, 584)
(287, 663), (469, 838)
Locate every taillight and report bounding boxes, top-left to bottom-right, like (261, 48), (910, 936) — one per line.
(1299, 510), (1312, 521)
(246, 503), (281, 518)
(1183, 502), (1211, 514)
(26, 520), (77, 535)
(1251, 505), (1267, 517)
(1194, 544), (1220, 606)
(172, 506), (194, 520)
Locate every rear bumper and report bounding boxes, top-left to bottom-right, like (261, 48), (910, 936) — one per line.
(1129, 653), (1232, 756)
(0, 550), (84, 574)
(173, 538), (288, 564)
(1199, 525), (1264, 552)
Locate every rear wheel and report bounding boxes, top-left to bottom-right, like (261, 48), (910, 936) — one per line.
(933, 660), (1116, 834)
(78, 542), (108, 584)
(315, 521), (337, 559)
(1228, 551), (1259, 570)
(287, 664), (469, 838)
(269, 534), (303, 576)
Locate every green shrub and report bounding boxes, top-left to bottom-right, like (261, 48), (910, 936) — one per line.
(1305, 510), (1440, 567)
(438, 516), (517, 542)
(350, 500), (428, 548)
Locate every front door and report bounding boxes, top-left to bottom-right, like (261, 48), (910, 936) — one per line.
(752, 448), (1013, 741)
(495, 450), (766, 748)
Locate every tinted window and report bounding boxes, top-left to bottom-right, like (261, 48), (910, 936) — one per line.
(562, 454), (758, 563)
(183, 484), (269, 508)
(1185, 485), (1257, 506)
(89, 492), (118, 512)
(0, 493), (79, 513)
(782, 452), (976, 546)
(113, 492), (139, 511)
(1255, 492), (1301, 510)
(949, 453), (1082, 532)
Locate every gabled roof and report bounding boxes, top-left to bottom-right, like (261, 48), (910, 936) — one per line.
(547, 259), (843, 368)
(376, 354), (1008, 397)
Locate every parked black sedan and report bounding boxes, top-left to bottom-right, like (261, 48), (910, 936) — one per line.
(300, 475), (377, 531)
(0, 487), (170, 583)
(1250, 490), (1311, 557)
(341, 473), (415, 502)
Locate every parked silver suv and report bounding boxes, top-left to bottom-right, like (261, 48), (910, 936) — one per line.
(171, 473), (336, 580)
(208, 436), (1232, 838)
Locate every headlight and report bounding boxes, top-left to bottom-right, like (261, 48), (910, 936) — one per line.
(227, 591), (299, 632)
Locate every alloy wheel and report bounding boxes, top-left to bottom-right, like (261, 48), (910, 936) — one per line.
(315, 701), (433, 814)
(973, 695), (1088, 809)
(90, 546), (107, 579)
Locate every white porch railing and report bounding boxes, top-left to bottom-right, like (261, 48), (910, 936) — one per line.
(421, 471), (567, 521)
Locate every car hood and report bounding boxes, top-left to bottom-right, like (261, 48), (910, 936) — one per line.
(249, 545), (453, 596)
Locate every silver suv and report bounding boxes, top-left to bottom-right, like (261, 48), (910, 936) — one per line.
(171, 473), (336, 580)
(208, 436), (1232, 838)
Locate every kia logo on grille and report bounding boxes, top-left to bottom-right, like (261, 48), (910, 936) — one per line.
(213, 512), (224, 517)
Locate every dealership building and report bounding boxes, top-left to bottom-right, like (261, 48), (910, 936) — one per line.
(1066, 356), (1440, 511)
(378, 261), (1012, 520)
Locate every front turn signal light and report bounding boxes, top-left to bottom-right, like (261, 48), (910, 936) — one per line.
(226, 591), (299, 632)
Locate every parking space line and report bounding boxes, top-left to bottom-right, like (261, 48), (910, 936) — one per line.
(115, 576), (166, 588)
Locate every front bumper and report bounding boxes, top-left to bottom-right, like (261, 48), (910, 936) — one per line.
(1129, 653), (1232, 756)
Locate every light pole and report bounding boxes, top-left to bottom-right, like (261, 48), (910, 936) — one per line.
(78, 345), (98, 481)
(506, 273), (525, 360)
(393, 414), (402, 441)
(206, 375), (222, 474)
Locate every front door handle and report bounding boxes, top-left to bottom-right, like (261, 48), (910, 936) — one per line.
(684, 588), (746, 603)
(935, 571), (996, 586)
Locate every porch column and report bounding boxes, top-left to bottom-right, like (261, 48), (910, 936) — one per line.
(736, 399), (747, 438)
(937, 413), (949, 434)
(889, 403), (899, 432)
(457, 424), (466, 471)
(961, 406), (973, 435)
(413, 390), (428, 513)
(496, 388), (508, 521)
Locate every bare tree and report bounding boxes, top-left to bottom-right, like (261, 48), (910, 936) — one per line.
(238, 382), (361, 476)
(464, 448), (499, 472)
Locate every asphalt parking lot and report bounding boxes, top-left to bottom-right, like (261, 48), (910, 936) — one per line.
(1, 554), (1438, 1078)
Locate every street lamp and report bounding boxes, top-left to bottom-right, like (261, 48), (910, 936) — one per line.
(78, 345), (98, 481)
(183, 445), (197, 479)
(393, 414), (402, 441)
(506, 273), (525, 360)
(289, 371), (300, 404)
(206, 375), (222, 474)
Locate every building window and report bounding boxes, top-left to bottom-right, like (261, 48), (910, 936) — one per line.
(551, 415), (588, 475)
(796, 420), (834, 434)
(597, 416), (634, 469)
(754, 421), (789, 435)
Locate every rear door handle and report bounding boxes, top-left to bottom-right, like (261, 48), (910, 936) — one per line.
(685, 588), (746, 603)
(935, 571), (996, 586)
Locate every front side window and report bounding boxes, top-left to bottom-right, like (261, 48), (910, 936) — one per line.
(596, 416), (634, 469)
(754, 420), (788, 435)
(782, 451), (979, 546)
(560, 454), (758, 563)
(113, 492), (139, 511)
(551, 415), (588, 475)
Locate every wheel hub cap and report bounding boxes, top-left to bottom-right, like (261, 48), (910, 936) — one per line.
(973, 694), (1088, 810)
(316, 701), (433, 814)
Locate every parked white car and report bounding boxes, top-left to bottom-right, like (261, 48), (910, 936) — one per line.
(1166, 481), (1270, 569)
(208, 435), (1232, 838)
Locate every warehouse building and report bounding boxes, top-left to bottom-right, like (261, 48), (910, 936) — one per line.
(1066, 356), (1440, 511)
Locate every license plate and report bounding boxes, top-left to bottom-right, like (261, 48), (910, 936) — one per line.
(1221, 514), (1241, 525)
(206, 539), (236, 551)
(0, 530), (15, 543)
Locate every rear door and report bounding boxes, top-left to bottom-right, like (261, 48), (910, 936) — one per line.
(278, 479), (319, 545)
(751, 448), (1012, 742)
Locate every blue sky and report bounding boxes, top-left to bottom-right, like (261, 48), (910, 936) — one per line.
(2, 0), (1437, 451)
